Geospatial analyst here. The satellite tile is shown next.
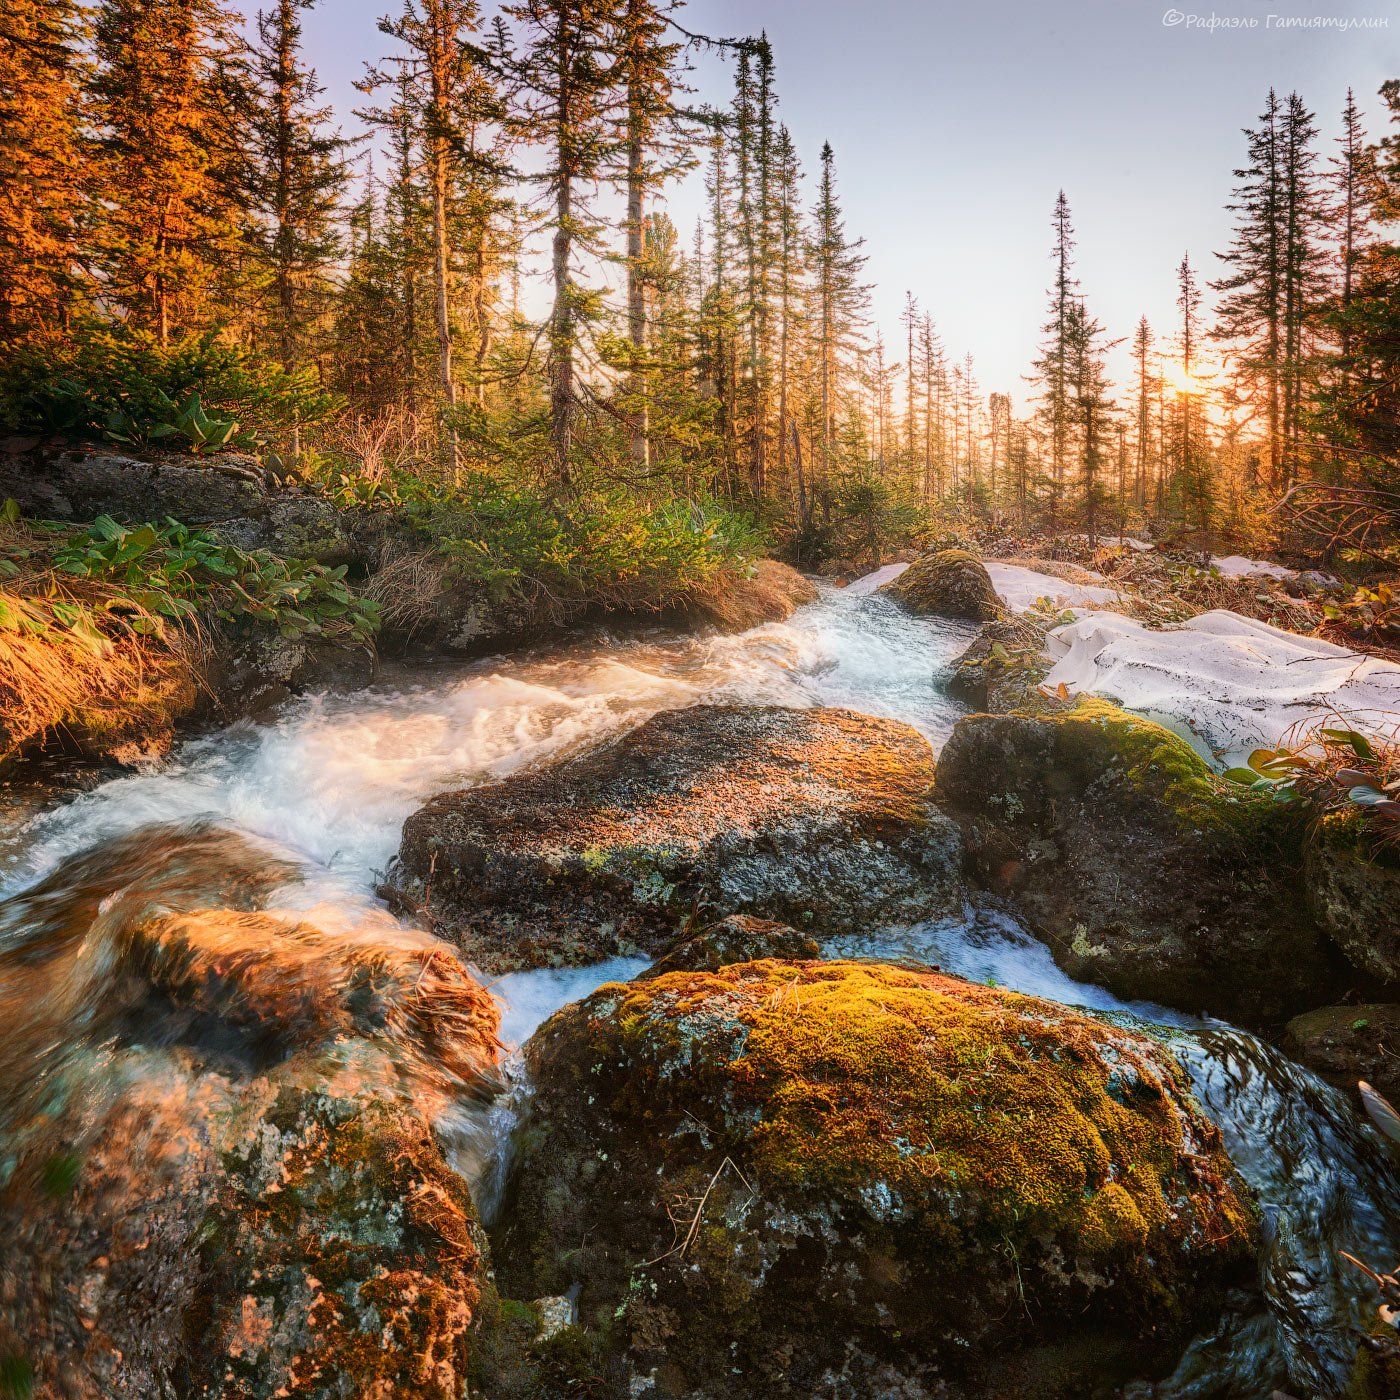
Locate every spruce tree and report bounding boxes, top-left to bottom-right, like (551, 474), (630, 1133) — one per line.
(1029, 191), (1077, 524)
(1131, 316), (1156, 510)
(0, 0), (86, 337)
(1325, 80), (1400, 472)
(91, 0), (246, 343)
(810, 141), (868, 474)
(613, 0), (689, 469)
(1214, 89), (1326, 488)
(504, 0), (619, 480)
(244, 0), (353, 374)
(367, 0), (501, 468)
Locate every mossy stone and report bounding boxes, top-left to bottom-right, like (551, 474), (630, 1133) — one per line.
(935, 697), (1340, 1025)
(494, 958), (1258, 1398)
(880, 548), (1001, 621)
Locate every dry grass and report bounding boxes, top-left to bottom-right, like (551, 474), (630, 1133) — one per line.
(1102, 550), (1323, 634)
(0, 525), (204, 763)
(361, 544), (453, 639)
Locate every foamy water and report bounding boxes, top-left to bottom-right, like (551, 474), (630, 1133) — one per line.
(0, 579), (974, 1020)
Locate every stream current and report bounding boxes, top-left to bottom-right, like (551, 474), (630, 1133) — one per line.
(0, 577), (1395, 1397)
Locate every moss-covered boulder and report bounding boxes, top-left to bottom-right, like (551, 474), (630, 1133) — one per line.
(1306, 808), (1400, 986)
(880, 548), (1001, 621)
(1283, 1003), (1400, 1104)
(947, 614), (1055, 713)
(495, 958), (1258, 1399)
(388, 704), (963, 972)
(0, 831), (505, 1399)
(935, 697), (1340, 1024)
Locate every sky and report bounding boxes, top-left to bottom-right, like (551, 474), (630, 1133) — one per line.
(292, 0), (1398, 406)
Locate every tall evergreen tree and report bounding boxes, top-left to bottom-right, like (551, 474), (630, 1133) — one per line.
(613, 0), (688, 469)
(0, 0), (86, 337)
(1325, 80), (1400, 472)
(1029, 191), (1077, 523)
(367, 0), (501, 468)
(1131, 315), (1157, 509)
(244, 0), (353, 374)
(505, 0), (619, 480)
(810, 141), (868, 473)
(91, 0), (246, 343)
(1214, 89), (1326, 488)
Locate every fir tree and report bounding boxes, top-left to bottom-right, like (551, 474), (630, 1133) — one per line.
(1029, 191), (1077, 524)
(0, 0), (86, 337)
(91, 0), (246, 343)
(243, 0), (353, 373)
(810, 141), (868, 473)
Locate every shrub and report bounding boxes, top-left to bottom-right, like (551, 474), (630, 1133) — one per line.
(0, 321), (341, 449)
(306, 459), (762, 618)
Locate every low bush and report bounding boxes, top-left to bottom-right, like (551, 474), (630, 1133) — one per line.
(307, 459), (763, 619)
(0, 321), (340, 450)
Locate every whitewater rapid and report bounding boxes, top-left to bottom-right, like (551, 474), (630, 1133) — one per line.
(1, 571), (1395, 1396)
(0, 581), (975, 1032)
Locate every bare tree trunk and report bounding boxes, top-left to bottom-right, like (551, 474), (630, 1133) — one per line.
(626, 60), (649, 470)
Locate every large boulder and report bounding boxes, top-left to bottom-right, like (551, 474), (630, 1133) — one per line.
(1305, 807), (1400, 986)
(880, 548), (1001, 621)
(935, 697), (1340, 1024)
(387, 704), (963, 973)
(494, 958), (1259, 1399)
(0, 825), (504, 1398)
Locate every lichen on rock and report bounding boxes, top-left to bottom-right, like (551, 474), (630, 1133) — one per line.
(935, 696), (1340, 1024)
(879, 547), (1002, 621)
(1305, 806), (1400, 987)
(0, 824), (505, 1398)
(388, 704), (964, 972)
(494, 958), (1258, 1398)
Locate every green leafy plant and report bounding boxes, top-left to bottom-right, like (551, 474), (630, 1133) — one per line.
(1321, 582), (1400, 640)
(1223, 726), (1400, 842)
(106, 389), (251, 454)
(49, 516), (379, 643)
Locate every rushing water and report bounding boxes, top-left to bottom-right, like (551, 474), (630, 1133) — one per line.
(0, 575), (1395, 1396)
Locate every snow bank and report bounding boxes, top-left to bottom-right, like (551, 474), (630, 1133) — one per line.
(984, 561), (1124, 613)
(1076, 534), (1154, 552)
(1045, 608), (1400, 759)
(1211, 554), (1296, 581)
(845, 561), (909, 596)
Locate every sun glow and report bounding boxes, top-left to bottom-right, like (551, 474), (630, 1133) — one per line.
(1162, 362), (1205, 397)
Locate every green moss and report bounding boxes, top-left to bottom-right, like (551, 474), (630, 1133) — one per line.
(550, 959), (1255, 1272)
(1043, 697), (1289, 840)
(884, 549), (1001, 621)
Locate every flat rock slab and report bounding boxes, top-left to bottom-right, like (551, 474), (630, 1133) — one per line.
(389, 704), (963, 972)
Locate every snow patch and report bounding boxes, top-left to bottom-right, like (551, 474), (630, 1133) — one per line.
(844, 561), (908, 595)
(984, 560), (1124, 613)
(1211, 554), (1297, 581)
(1045, 608), (1400, 760)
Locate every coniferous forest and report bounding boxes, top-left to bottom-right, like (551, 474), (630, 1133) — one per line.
(4, 4), (1400, 1399)
(4, 0), (1398, 571)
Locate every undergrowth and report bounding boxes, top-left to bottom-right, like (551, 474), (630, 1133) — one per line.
(0, 510), (377, 760)
(307, 459), (763, 622)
